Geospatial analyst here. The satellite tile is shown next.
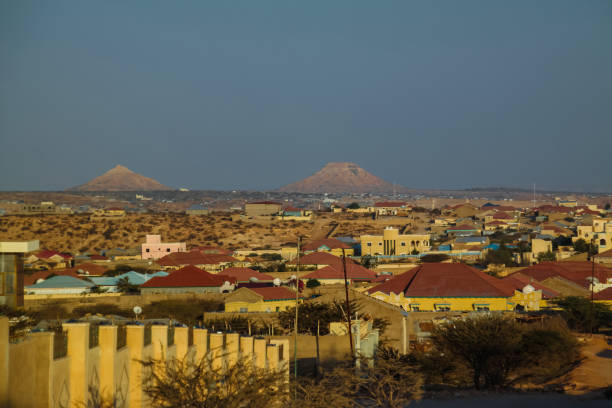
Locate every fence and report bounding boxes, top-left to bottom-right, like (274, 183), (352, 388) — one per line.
(0, 316), (289, 408)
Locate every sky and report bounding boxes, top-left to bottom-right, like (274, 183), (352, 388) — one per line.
(1, 1), (611, 192)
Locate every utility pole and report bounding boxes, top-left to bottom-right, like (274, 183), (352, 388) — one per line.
(342, 249), (355, 361)
(589, 237), (595, 336)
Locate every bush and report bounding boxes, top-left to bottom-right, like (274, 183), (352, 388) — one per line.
(553, 296), (612, 333)
(430, 314), (580, 390)
(420, 254), (449, 263)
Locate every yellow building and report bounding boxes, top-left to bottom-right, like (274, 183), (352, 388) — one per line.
(531, 238), (553, 261)
(224, 286), (302, 312)
(366, 262), (516, 312)
(361, 227), (430, 256)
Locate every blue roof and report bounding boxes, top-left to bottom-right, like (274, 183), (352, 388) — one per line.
(27, 275), (94, 289)
(455, 236), (488, 244)
(438, 245), (452, 251)
(89, 271), (168, 286)
(188, 204), (207, 210)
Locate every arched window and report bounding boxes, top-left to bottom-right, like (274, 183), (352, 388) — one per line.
(600, 239), (606, 246)
(411, 240), (416, 247)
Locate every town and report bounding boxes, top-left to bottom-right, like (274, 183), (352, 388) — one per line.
(1, 182), (611, 407)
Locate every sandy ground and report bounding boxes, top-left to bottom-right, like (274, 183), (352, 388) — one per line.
(566, 334), (612, 394)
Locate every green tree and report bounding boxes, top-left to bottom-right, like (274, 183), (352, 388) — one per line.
(605, 203), (611, 211)
(347, 202), (360, 209)
(306, 278), (321, 288)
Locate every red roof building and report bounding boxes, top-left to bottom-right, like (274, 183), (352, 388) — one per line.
(302, 264), (376, 283)
(302, 238), (352, 252)
(288, 252), (355, 268)
(514, 262), (612, 290)
(367, 263), (515, 298)
(220, 267), (274, 283)
(156, 251), (237, 270)
(140, 265), (236, 293)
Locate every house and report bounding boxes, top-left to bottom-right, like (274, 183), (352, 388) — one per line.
(141, 234), (187, 260)
(186, 204), (210, 216)
(373, 202), (409, 216)
(23, 262), (109, 286)
(0, 240), (39, 307)
(140, 265), (236, 294)
(595, 248), (612, 265)
(513, 262), (612, 295)
(366, 263), (516, 312)
(102, 247), (142, 261)
(445, 224), (481, 237)
(287, 251), (356, 270)
(502, 273), (560, 310)
(91, 207), (126, 218)
(224, 286), (303, 312)
(25, 250), (73, 270)
(302, 238), (354, 257)
(244, 201), (282, 217)
(531, 238), (553, 261)
(156, 251), (237, 272)
(594, 287), (612, 307)
(89, 271), (168, 292)
(220, 267), (274, 283)
(360, 227), (430, 256)
(301, 264), (376, 285)
(25, 275), (94, 295)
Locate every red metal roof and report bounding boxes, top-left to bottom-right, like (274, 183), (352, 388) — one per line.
(492, 212), (513, 220)
(367, 263), (515, 298)
(35, 250), (73, 260)
(594, 287), (612, 300)
(220, 267), (274, 282)
(157, 251), (237, 267)
(288, 252), (355, 267)
(141, 265), (236, 288)
(502, 273), (560, 299)
(447, 224), (479, 231)
(514, 262), (612, 289)
(302, 264), (376, 281)
(302, 238), (351, 251)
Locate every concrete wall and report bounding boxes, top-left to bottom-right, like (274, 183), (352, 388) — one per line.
(0, 316), (289, 408)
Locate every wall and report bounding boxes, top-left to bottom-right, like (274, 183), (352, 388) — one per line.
(368, 291), (511, 312)
(225, 298), (297, 313)
(0, 316), (289, 408)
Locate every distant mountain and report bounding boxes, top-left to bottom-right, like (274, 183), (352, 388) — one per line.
(68, 165), (173, 191)
(278, 162), (403, 194)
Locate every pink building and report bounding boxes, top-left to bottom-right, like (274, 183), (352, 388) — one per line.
(141, 234), (186, 260)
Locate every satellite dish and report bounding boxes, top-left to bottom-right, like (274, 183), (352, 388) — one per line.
(133, 306), (142, 319)
(522, 284), (535, 294)
(290, 275), (297, 280)
(249, 277), (259, 282)
(224, 281), (230, 286)
(273, 278), (281, 286)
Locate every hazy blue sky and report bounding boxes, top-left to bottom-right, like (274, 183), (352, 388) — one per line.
(1, 1), (611, 192)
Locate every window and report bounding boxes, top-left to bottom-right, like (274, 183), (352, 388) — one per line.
(410, 304), (420, 311)
(367, 243), (372, 247)
(275, 307), (280, 312)
(146, 248), (150, 252)
(474, 304), (490, 311)
(435, 304), (451, 311)
(401, 242), (406, 246)
(600, 239), (606, 246)
(239, 307), (248, 313)
(166, 248), (171, 252)
(378, 242), (382, 246)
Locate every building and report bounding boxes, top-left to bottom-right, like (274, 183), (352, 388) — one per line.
(91, 207), (126, 218)
(366, 262), (516, 312)
(25, 275), (95, 295)
(19, 201), (72, 215)
(514, 261), (612, 295)
(140, 265), (236, 294)
(141, 234), (187, 260)
(531, 238), (553, 261)
(301, 264), (376, 285)
(24, 250), (73, 270)
(360, 227), (431, 256)
(373, 201), (409, 216)
(502, 272), (560, 309)
(445, 224), (481, 237)
(89, 271), (168, 292)
(156, 251), (237, 272)
(302, 238), (354, 257)
(244, 201), (282, 217)
(287, 251), (356, 270)
(186, 204), (210, 216)
(219, 267), (274, 283)
(224, 286), (302, 312)
(0, 240), (39, 307)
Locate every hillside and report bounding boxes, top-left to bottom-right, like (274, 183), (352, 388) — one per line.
(68, 165), (173, 191)
(278, 162), (403, 193)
